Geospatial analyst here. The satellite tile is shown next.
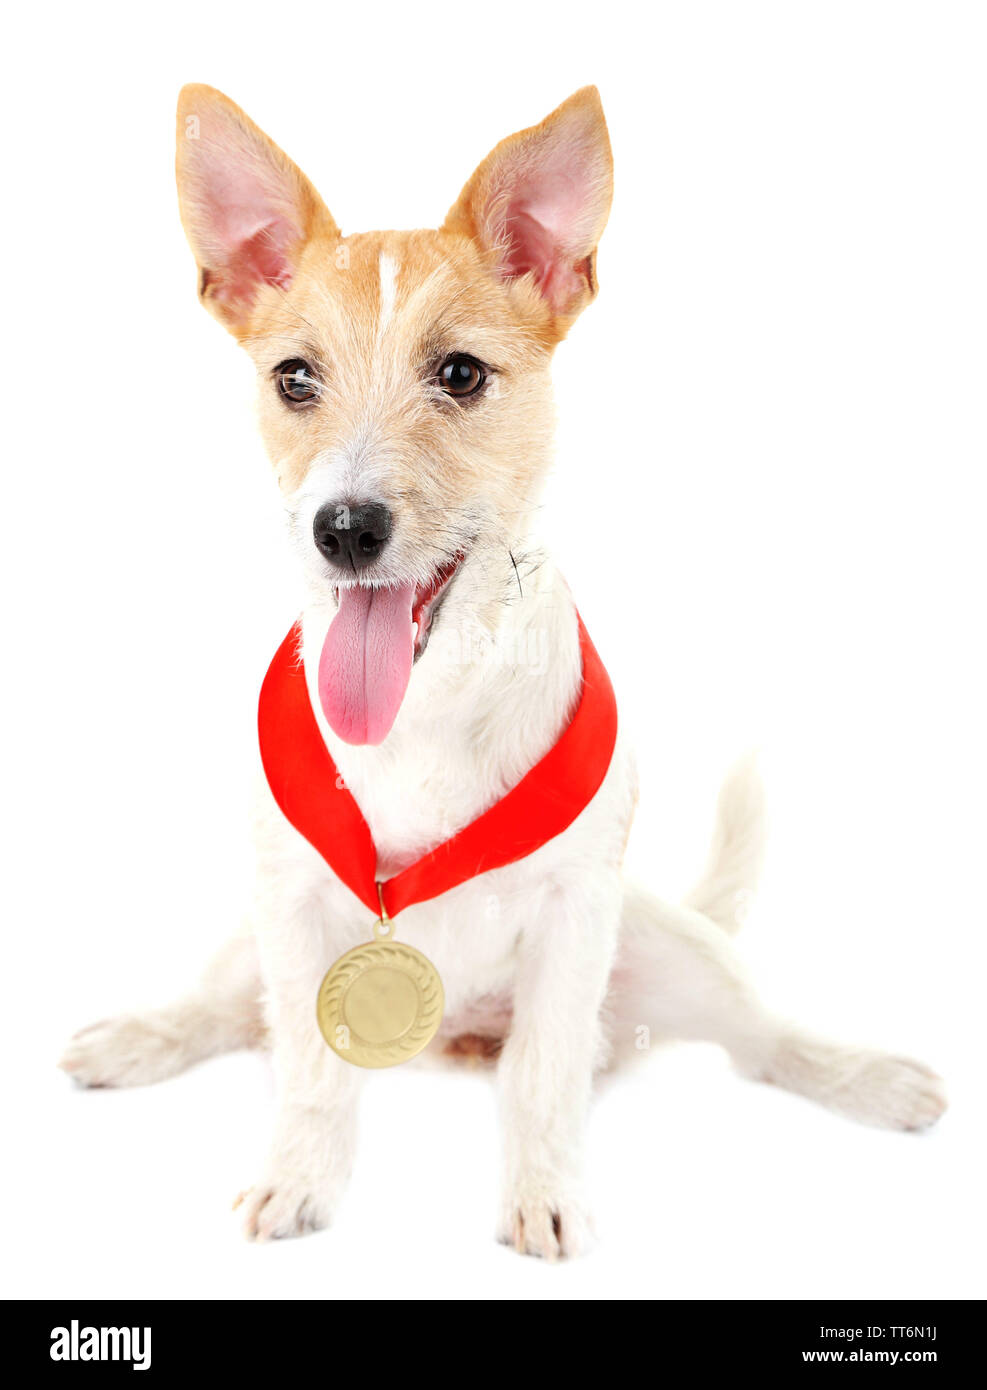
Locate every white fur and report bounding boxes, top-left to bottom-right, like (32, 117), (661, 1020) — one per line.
(61, 556), (946, 1257)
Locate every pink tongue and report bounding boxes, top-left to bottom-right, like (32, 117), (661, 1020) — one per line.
(318, 583), (416, 745)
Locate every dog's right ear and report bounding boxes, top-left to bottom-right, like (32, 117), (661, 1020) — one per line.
(175, 85), (337, 334)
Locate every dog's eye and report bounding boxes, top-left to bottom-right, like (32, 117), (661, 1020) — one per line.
(437, 355), (486, 398)
(276, 359), (320, 406)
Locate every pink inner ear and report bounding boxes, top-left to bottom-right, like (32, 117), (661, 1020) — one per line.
(207, 217), (298, 309)
(501, 205), (589, 312)
(483, 120), (606, 314)
(188, 118), (304, 314)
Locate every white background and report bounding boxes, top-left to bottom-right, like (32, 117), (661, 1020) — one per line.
(2, 1), (984, 1301)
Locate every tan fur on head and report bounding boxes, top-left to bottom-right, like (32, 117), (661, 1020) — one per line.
(174, 84), (614, 629)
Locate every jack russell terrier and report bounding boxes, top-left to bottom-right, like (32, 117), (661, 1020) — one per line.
(61, 85), (947, 1258)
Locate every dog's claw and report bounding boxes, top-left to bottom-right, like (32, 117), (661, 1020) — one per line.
(239, 1178), (334, 1241)
(500, 1181), (589, 1260)
(512, 1213), (525, 1255)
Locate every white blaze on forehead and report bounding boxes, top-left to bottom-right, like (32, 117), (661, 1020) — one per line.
(377, 253), (399, 338)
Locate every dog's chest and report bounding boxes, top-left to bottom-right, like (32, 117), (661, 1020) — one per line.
(333, 728), (508, 880)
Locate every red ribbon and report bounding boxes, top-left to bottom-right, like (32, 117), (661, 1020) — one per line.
(258, 614), (618, 920)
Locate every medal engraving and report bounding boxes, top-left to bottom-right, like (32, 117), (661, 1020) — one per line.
(317, 939), (444, 1068)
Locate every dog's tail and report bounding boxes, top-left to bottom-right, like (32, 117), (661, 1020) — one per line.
(682, 752), (767, 935)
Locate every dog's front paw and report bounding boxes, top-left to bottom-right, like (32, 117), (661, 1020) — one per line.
(236, 1174), (337, 1242)
(497, 1176), (592, 1261)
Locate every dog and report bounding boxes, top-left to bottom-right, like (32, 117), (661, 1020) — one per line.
(60, 85), (947, 1258)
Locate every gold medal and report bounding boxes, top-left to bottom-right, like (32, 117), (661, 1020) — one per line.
(316, 887), (444, 1068)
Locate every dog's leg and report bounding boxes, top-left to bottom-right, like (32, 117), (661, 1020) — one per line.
(611, 884), (947, 1130)
(237, 892), (363, 1241)
(60, 932), (263, 1087)
(496, 876), (620, 1260)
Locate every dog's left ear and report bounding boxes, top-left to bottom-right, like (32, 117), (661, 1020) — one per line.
(443, 87), (613, 327)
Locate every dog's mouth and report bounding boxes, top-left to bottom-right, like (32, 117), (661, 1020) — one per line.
(410, 553), (463, 661)
(318, 552), (467, 746)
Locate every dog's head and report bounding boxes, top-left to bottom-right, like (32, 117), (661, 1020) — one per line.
(176, 85), (612, 744)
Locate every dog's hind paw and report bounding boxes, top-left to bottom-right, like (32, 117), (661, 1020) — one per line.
(59, 1013), (194, 1088)
(762, 1037), (949, 1132)
(833, 1051), (948, 1131)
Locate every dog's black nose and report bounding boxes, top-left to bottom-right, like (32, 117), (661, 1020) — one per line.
(313, 501), (392, 571)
